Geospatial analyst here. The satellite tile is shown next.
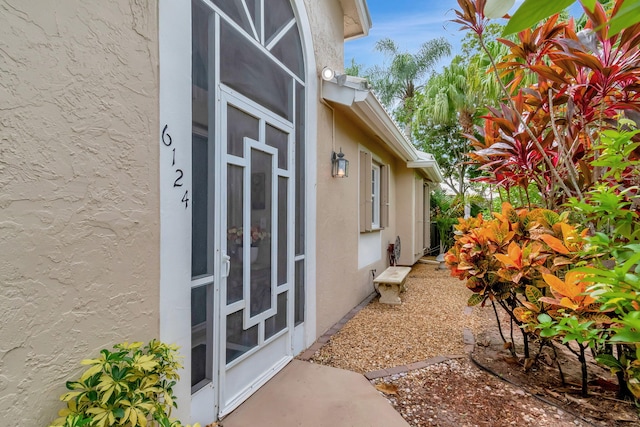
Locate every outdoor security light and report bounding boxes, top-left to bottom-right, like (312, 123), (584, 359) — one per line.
(321, 66), (347, 86)
(331, 148), (349, 178)
(321, 66), (335, 81)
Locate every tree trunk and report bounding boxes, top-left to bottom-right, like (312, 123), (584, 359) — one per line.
(578, 342), (589, 397)
(404, 121), (412, 141)
(615, 344), (633, 400)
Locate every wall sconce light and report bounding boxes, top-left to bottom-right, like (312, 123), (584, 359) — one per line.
(332, 148), (349, 178)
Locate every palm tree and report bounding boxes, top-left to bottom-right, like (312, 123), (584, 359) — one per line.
(368, 37), (451, 139)
(414, 54), (497, 198)
(415, 35), (538, 197)
(419, 55), (499, 136)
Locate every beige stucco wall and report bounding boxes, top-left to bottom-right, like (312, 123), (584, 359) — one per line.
(315, 113), (366, 335)
(395, 169), (417, 265)
(315, 97), (405, 334)
(304, 0), (350, 336)
(304, 0), (345, 75)
(0, 1), (160, 424)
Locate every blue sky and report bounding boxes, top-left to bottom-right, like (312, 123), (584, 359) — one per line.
(345, 0), (584, 72)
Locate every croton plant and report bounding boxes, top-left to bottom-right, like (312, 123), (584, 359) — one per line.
(455, 0), (640, 209)
(445, 202), (622, 396)
(448, 0), (640, 400)
(445, 202), (586, 306)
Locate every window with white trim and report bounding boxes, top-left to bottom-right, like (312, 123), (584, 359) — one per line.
(360, 150), (388, 232)
(371, 163), (380, 229)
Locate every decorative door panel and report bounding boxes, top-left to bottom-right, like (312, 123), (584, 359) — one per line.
(189, 1), (307, 422)
(219, 89), (293, 416)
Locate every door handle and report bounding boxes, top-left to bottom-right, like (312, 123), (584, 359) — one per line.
(222, 252), (231, 278)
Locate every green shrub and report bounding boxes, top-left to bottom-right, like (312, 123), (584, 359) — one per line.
(49, 340), (200, 427)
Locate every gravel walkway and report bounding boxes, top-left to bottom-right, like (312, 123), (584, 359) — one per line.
(301, 261), (609, 427)
(307, 262), (494, 374)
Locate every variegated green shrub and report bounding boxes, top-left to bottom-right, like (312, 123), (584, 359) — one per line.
(49, 340), (200, 427)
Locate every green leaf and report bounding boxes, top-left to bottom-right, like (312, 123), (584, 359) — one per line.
(113, 408), (125, 419)
(624, 244), (640, 253)
(540, 328), (558, 338)
(485, 0), (515, 18)
(503, 0), (575, 35)
(579, 0), (595, 12)
(610, 330), (640, 343)
(624, 273), (640, 287)
(467, 293), (485, 306)
(609, 0), (640, 36)
(538, 313), (553, 323)
(576, 266), (617, 279)
(621, 251), (640, 274)
(525, 285), (542, 310)
(596, 353), (622, 369)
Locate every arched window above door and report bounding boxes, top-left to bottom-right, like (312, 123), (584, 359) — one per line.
(210, 0), (305, 80)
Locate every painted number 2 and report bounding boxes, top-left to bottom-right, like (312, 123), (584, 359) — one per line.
(174, 169), (184, 187)
(162, 124), (189, 209)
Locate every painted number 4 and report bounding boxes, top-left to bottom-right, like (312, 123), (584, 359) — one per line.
(162, 124), (189, 209)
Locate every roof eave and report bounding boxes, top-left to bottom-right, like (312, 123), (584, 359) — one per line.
(322, 78), (444, 184)
(340, 0), (372, 40)
(322, 79), (413, 161)
(407, 160), (445, 183)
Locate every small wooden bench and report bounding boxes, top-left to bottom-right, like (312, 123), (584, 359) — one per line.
(374, 266), (411, 305)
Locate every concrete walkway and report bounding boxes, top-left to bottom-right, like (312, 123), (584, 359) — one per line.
(221, 359), (409, 427)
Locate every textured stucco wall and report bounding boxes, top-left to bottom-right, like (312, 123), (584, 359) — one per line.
(315, 110), (366, 336)
(396, 168), (417, 266)
(0, 1), (160, 424)
(315, 100), (405, 335)
(304, 0), (344, 75)
(304, 0), (358, 336)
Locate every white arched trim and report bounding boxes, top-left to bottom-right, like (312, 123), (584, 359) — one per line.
(292, 0), (317, 352)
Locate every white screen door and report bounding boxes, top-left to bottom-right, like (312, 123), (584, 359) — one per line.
(218, 89), (294, 416)
(190, 1), (307, 421)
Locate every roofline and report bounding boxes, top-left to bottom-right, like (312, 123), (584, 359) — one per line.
(407, 159), (445, 183)
(322, 77), (444, 183)
(343, 0), (372, 40)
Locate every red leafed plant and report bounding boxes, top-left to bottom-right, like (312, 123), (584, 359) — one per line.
(456, 0), (640, 209)
(449, 0), (640, 401)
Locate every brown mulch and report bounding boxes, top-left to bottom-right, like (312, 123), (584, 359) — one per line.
(307, 262), (640, 427)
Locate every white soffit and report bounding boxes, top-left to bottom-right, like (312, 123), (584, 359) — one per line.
(408, 152), (445, 183)
(340, 0), (372, 40)
(322, 77), (444, 184)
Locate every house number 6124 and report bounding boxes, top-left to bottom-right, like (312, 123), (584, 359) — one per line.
(162, 124), (189, 209)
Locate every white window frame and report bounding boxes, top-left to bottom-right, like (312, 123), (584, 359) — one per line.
(371, 163), (380, 229)
(360, 149), (388, 233)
